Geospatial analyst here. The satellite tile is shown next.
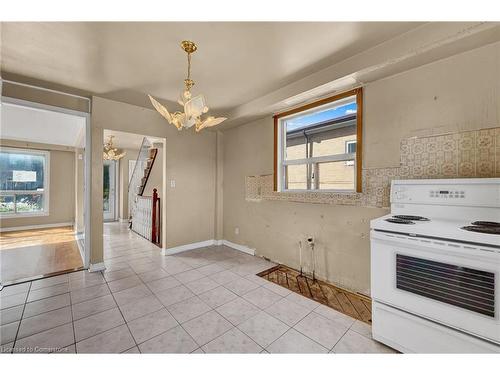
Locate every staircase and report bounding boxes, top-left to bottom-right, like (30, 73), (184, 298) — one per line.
(128, 137), (160, 244)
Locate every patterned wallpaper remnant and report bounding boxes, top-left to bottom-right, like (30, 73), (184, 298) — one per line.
(245, 126), (500, 208)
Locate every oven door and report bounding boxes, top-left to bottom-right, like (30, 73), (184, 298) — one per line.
(371, 230), (500, 344)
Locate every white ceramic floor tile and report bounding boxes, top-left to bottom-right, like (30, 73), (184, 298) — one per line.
(27, 283), (70, 303)
(332, 330), (396, 353)
(1, 320), (19, 345)
(285, 292), (320, 311)
(119, 294), (164, 322)
(23, 293), (71, 318)
(224, 277), (259, 296)
(137, 268), (169, 283)
(146, 276), (181, 293)
(209, 270), (240, 284)
(266, 328), (328, 353)
(113, 284), (152, 306)
(265, 297), (311, 326)
(202, 327), (262, 353)
(314, 304), (356, 328)
(103, 268), (135, 282)
(0, 293), (27, 310)
(14, 323), (74, 353)
(198, 286), (238, 308)
(70, 283), (110, 304)
(76, 324), (135, 353)
(294, 312), (349, 350)
(350, 320), (372, 338)
(174, 269), (205, 284)
(215, 297), (261, 325)
(242, 287), (283, 309)
(262, 282), (292, 297)
(127, 308), (178, 344)
(139, 325), (198, 353)
(74, 307), (124, 342)
(154, 285), (195, 307)
(167, 296), (212, 324)
(196, 263), (226, 276)
(185, 277), (220, 295)
(182, 310), (233, 346)
(237, 311), (289, 348)
(30, 274), (69, 291)
(107, 275), (143, 293)
(18, 306), (72, 339)
(0, 305), (23, 325)
(71, 294), (117, 321)
(0, 282), (30, 297)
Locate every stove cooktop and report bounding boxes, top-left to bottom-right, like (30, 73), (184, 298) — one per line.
(461, 221), (500, 235)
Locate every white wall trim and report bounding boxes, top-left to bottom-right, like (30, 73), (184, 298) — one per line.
(119, 218), (129, 223)
(89, 262), (106, 272)
(222, 240), (256, 256)
(161, 239), (216, 255)
(160, 238), (255, 256)
(0, 221), (74, 233)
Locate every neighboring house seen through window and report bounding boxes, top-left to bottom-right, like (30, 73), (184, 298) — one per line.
(274, 88), (363, 192)
(0, 147), (50, 217)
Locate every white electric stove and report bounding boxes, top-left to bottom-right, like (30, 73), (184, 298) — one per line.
(370, 178), (500, 353)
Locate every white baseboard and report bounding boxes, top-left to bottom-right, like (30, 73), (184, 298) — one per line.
(222, 240), (255, 256)
(160, 239), (255, 256)
(89, 262), (106, 272)
(162, 239), (217, 255)
(0, 222), (74, 233)
(119, 218), (129, 223)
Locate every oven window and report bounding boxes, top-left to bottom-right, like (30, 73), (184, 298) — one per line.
(396, 254), (495, 317)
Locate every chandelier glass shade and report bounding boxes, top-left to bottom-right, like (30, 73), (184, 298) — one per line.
(148, 40), (227, 132)
(103, 136), (126, 160)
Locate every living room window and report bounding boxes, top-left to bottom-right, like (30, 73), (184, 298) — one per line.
(274, 88), (363, 192)
(0, 147), (50, 217)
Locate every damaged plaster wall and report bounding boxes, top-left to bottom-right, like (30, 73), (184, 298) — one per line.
(221, 42), (500, 295)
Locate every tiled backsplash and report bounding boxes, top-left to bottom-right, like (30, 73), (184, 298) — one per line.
(246, 126), (500, 208)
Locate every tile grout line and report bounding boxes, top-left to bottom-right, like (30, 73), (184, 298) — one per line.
(68, 280), (77, 353)
(100, 269), (141, 353)
(10, 281), (32, 354)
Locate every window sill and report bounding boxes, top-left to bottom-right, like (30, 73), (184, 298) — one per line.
(281, 189), (356, 194)
(0, 212), (50, 219)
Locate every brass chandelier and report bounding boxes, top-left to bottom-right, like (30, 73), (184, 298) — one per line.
(103, 136), (126, 160)
(148, 40), (227, 132)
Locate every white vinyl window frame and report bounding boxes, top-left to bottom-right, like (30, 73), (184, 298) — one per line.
(276, 106), (357, 193)
(0, 147), (50, 218)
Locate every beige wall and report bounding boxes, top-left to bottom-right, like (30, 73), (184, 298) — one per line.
(90, 96), (216, 264)
(0, 139), (76, 229)
(221, 42), (500, 295)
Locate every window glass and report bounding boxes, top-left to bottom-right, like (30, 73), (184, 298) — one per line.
(0, 149), (48, 215)
(277, 90), (361, 192)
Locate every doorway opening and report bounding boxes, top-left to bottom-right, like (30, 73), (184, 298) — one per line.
(0, 93), (91, 286)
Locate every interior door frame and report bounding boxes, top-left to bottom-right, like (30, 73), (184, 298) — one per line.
(103, 159), (118, 222)
(0, 94), (92, 270)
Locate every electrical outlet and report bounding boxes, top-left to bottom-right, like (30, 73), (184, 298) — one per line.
(234, 227), (239, 235)
(170, 180), (176, 188)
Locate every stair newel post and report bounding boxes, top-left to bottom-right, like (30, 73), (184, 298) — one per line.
(152, 188), (158, 243)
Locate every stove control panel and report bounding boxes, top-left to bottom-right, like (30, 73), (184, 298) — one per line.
(429, 190), (465, 199)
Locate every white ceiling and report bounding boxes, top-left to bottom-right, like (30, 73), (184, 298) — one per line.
(0, 22), (421, 113)
(0, 101), (86, 147)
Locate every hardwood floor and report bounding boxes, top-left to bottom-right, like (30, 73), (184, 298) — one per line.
(0, 226), (83, 284)
(258, 265), (372, 324)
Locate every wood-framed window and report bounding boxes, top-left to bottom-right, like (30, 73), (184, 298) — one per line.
(274, 87), (363, 193)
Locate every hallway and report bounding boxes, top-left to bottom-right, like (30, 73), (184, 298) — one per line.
(1, 223), (393, 353)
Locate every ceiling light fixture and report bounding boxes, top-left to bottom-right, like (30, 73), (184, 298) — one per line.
(148, 40), (227, 132)
(103, 135), (126, 160)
